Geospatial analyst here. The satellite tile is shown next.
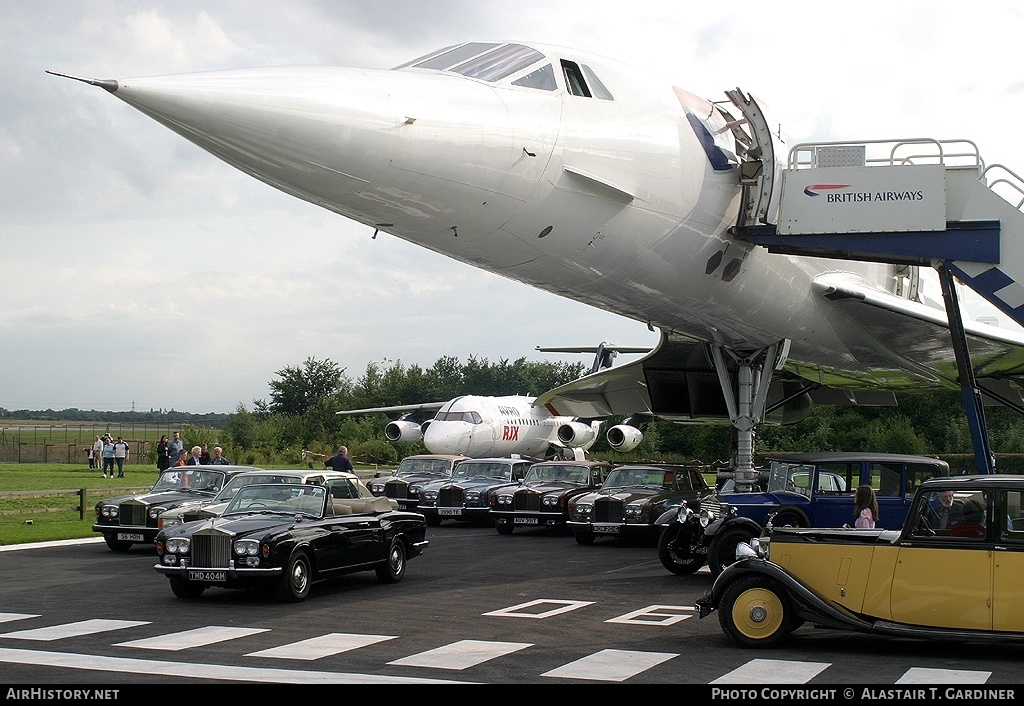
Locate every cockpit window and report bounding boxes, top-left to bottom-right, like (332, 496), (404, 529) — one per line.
(405, 42), (500, 71)
(452, 44), (545, 82)
(433, 410), (483, 424)
(581, 64), (613, 100)
(561, 59), (590, 97)
(512, 64), (556, 91)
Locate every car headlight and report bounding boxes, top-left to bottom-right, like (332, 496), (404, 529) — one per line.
(409, 485), (423, 498)
(369, 484), (383, 494)
(699, 508), (716, 527)
(496, 495), (512, 506)
(625, 503), (645, 518)
(542, 495), (559, 507)
(465, 491), (481, 503)
(160, 516), (181, 529)
(149, 506), (165, 520)
(100, 505), (118, 518)
(422, 491), (438, 502)
(166, 537), (190, 554)
(574, 503), (592, 516)
(234, 539), (260, 556)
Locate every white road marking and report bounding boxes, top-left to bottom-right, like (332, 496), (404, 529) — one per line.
(0, 538), (103, 553)
(482, 599), (593, 619)
(114, 626), (268, 651)
(711, 658), (831, 684)
(541, 648), (677, 682)
(896, 667), (991, 683)
(605, 605), (694, 626)
(246, 633), (398, 660)
(0, 613), (39, 625)
(0, 647), (473, 684)
(388, 639), (532, 670)
(0, 619), (149, 641)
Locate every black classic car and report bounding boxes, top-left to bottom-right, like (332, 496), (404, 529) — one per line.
(93, 465), (260, 552)
(490, 460), (613, 534)
(154, 477), (428, 602)
(366, 454), (470, 511)
(568, 464), (714, 545)
(418, 457), (533, 526)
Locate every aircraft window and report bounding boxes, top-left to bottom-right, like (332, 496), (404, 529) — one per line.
(452, 44), (544, 82)
(394, 44), (459, 69)
(561, 59), (591, 97)
(410, 42), (500, 71)
(512, 64), (556, 91)
(581, 64), (613, 100)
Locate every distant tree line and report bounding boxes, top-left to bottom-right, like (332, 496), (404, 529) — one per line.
(0, 407), (228, 426)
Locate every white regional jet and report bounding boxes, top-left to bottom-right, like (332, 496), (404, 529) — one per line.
(51, 41), (1024, 487)
(337, 341), (650, 458)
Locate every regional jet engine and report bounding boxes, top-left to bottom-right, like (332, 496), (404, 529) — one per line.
(606, 424), (643, 452)
(556, 421), (598, 447)
(384, 420), (423, 444)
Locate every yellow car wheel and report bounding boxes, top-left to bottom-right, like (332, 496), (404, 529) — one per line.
(719, 575), (794, 648)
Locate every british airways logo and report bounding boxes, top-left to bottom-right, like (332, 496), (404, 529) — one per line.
(804, 183), (850, 197)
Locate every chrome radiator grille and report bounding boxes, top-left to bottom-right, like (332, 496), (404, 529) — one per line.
(514, 492), (540, 512)
(594, 497), (624, 522)
(192, 534), (232, 568)
(700, 494), (723, 515)
(119, 503), (147, 526)
(438, 486), (464, 507)
(385, 480), (409, 500)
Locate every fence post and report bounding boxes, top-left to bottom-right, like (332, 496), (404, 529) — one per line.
(80, 488), (87, 521)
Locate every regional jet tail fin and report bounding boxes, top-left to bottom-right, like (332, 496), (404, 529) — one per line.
(536, 340), (652, 375)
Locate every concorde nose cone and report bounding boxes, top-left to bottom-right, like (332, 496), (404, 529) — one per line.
(54, 66), (399, 208)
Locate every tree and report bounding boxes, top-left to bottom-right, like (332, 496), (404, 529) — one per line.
(267, 358), (347, 416)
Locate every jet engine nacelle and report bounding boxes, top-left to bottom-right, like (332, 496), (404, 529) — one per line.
(384, 420), (423, 444)
(606, 424), (643, 452)
(556, 421), (598, 447)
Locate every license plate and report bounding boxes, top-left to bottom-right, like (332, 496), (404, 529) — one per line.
(514, 517), (538, 525)
(116, 533), (145, 542)
(438, 508), (462, 516)
(593, 525), (620, 534)
(188, 570), (226, 582)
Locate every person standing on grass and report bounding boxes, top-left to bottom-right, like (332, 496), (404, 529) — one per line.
(113, 436), (129, 478)
(167, 432), (184, 470)
(92, 435), (103, 470)
(101, 436), (115, 478)
(156, 434), (171, 472)
(324, 445), (354, 472)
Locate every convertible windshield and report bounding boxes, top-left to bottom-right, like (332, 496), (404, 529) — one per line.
(452, 462), (511, 480)
(526, 464), (590, 485)
(151, 469), (225, 494)
(216, 474), (302, 501)
(224, 484), (326, 518)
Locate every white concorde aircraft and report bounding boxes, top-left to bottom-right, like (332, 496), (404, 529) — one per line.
(337, 341), (651, 458)
(50, 41), (1024, 485)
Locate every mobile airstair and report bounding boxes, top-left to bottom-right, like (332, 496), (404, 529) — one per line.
(717, 89), (1024, 476)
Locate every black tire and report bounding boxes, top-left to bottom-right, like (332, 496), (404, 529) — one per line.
(375, 538), (407, 584)
(168, 576), (205, 599)
(103, 535), (133, 553)
(274, 551), (311, 602)
(708, 527), (755, 577)
(657, 524), (705, 575)
(574, 529), (595, 546)
(718, 574), (796, 648)
(768, 509), (807, 529)
(496, 521), (514, 535)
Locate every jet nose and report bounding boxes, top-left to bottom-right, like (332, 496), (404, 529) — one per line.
(423, 422), (470, 456)
(109, 66), (397, 206)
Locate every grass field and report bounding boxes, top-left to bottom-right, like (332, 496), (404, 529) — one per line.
(0, 462), (389, 546)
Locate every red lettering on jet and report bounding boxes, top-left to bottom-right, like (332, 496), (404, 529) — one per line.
(502, 425), (520, 441)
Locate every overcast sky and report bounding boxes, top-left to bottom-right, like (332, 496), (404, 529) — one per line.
(3, 1), (1023, 413)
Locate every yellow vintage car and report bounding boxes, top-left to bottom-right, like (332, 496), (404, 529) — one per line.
(696, 474), (1021, 647)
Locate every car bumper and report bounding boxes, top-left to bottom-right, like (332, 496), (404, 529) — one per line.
(154, 564), (284, 582)
(93, 524), (158, 542)
(567, 520), (653, 536)
(421, 506), (489, 519)
(492, 511), (566, 527)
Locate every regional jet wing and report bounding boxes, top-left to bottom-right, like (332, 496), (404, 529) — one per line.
(336, 402), (445, 420)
